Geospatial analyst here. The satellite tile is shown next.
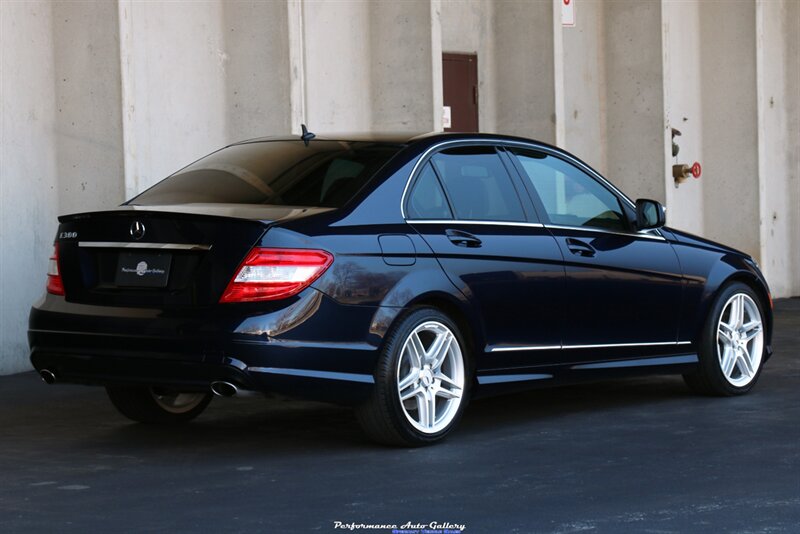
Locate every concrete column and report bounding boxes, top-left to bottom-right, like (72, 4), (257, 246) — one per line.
(699, 1), (760, 261)
(603, 0), (667, 203)
(302, 0), (372, 132)
(118, 0), (230, 197)
(662, 0), (704, 234)
(561, 0), (608, 174)
(51, 1), (125, 215)
(287, 0), (306, 134)
(369, 0), (442, 131)
(222, 1), (292, 141)
(790, 1), (800, 297)
(1, 1), (60, 374)
(493, 0), (556, 142)
(756, 0), (800, 297)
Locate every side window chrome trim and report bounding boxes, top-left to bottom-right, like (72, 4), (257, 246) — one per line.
(408, 220), (545, 228)
(543, 223), (666, 241)
(404, 219), (664, 240)
(400, 138), (639, 221)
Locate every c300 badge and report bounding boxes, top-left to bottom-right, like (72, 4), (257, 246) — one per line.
(58, 231), (77, 239)
(130, 221), (146, 240)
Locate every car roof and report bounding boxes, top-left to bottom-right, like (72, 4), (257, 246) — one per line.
(229, 131), (556, 149)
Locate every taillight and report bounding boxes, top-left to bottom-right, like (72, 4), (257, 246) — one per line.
(220, 248), (333, 303)
(46, 243), (65, 296)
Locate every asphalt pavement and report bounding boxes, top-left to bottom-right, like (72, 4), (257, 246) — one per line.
(1, 299), (799, 533)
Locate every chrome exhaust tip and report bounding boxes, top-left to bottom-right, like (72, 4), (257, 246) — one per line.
(210, 381), (238, 397)
(40, 369), (56, 385)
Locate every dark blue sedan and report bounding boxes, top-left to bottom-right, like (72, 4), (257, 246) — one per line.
(29, 132), (773, 445)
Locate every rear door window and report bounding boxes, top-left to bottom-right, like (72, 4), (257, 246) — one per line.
(406, 163), (453, 219)
(430, 147), (525, 222)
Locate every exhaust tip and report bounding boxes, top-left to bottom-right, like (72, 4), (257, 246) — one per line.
(210, 381), (238, 397)
(40, 369), (56, 385)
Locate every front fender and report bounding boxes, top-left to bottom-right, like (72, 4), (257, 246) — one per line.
(672, 242), (772, 350)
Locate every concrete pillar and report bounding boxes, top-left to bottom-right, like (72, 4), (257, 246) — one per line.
(561, 0), (608, 174)
(790, 1), (800, 297)
(51, 1), (125, 215)
(1, 1), (60, 374)
(661, 0), (704, 235)
(222, 1), (292, 141)
(603, 0), (666, 203)
(369, 0), (443, 131)
(699, 1), (760, 261)
(756, 0), (800, 297)
(493, 0), (556, 142)
(118, 0), (230, 197)
(302, 0), (372, 132)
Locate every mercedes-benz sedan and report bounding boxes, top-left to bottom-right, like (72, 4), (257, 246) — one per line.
(29, 132), (773, 446)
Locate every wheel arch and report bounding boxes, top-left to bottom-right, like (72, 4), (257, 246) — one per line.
(368, 289), (485, 369)
(716, 272), (773, 347)
(404, 292), (483, 362)
(691, 262), (773, 353)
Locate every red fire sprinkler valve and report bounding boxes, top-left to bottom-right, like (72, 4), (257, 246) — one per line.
(673, 161), (702, 185)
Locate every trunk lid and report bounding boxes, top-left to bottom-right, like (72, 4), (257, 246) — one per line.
(54, 205), (331, 308)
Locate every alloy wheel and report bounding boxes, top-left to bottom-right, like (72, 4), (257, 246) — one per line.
(396, 321), (465, 434)
(716, 293), (764, 387)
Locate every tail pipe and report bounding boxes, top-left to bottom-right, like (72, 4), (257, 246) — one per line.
(210, 381), (238, 397)
(40, 369), (56, 385)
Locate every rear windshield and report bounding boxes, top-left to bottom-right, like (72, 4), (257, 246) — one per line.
(128, 140), (404, 207)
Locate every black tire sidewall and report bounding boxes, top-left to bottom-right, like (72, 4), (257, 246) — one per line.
(106, 386), (212, 424)
(699, 282), (766, 395)
(378, 307), (472, 445)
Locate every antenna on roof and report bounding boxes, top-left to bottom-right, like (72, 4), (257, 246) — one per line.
(300, 124), (316, 146)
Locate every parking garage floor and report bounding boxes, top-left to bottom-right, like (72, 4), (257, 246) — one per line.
(1, 299), (799, 533)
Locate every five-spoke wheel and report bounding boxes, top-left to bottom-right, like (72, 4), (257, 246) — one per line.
(685, 282), (767, 396)
(356, 307), (470, 446)
(396, 321), (465, 434)
(716, 293), (764, 387)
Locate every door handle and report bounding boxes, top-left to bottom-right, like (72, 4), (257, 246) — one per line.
(446, 229), (482, 248)
(566, 238), (596, 257)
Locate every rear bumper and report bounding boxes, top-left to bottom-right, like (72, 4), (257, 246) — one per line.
(28, 289), (395, 404)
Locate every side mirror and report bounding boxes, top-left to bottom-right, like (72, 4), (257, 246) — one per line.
(635, 198), (666, 230)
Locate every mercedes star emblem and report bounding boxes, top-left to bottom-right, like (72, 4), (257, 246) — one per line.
(130, 220), (146, 240)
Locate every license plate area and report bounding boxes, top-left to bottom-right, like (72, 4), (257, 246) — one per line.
(114, 252), (172, 288)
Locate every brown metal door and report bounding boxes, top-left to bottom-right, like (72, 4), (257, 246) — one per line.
(442, 53), (478, 132)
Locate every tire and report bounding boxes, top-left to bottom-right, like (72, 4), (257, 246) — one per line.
(355, 307), (472, 446)
(683, 282), (767, 396)
(106, 386), (212, 424)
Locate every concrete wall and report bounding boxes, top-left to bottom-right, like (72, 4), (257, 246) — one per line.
(119, 1), (230, 195)
(52, 1), (125, 216)
(700, 1), (760, 260)
(562, 0), (607, 175)
(222, 1), (292, 141)
(1, 2), (60, 374)
(303, 0), (371, 131)
(494, 0), (556, 142)
(1, 0), (798, 374)
(369, 0), (442, 132)
(440, 0), (496, 133)
(603, 0), (667, 203)
(756, 0), (800, 298)
(662, 0), (704, 235)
